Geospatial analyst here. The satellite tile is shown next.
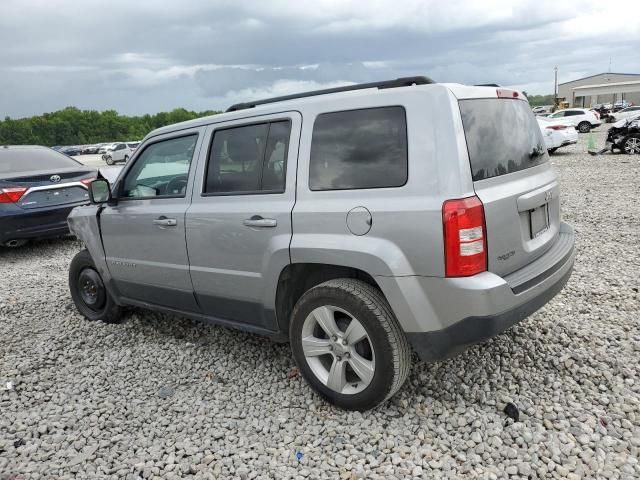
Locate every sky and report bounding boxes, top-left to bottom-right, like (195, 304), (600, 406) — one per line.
(1, 0), (639, 118)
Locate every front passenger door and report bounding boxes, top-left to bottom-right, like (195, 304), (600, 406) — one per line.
(100, 131), (203, 311)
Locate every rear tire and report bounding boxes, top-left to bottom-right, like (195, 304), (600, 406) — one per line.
(69, 250), (122, 323)
(623, 134), (640, 154)
(548, 147), (558, 154)
(124, 155), (129, 163)
(578, 121), (591, 133)
(289, 278), (411, 410)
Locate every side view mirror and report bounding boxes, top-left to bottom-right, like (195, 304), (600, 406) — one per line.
(88, 179), (112, 204)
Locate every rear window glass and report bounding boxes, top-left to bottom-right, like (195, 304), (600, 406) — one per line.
(309, 107), (407, 191)
(459, 99), (548, 181)
(0, 147), (80, 174)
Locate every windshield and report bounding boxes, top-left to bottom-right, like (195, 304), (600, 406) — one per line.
(459, 99), (548, 181)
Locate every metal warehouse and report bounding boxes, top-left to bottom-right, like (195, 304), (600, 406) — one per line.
(558, 72), (640, 107)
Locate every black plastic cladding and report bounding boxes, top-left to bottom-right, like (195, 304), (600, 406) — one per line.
(225, 76), (436, 112)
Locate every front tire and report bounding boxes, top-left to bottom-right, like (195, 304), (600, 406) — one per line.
(290, 279), (411, 410)
(623, 134), (640, 154)
(578, 121), (591, 133)
(69, 250), (122, 323)
(105, 156), (114, 165)
(548, 147), (558, 154)
(123, 155), (129, 163)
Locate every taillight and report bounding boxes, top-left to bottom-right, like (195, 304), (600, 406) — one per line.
(546, 125), (567, 130)
(81, 177), (96, 186)
(442, 196), (487, 277)
(496, 88), (520, 99)
(0, 187), (28, 204)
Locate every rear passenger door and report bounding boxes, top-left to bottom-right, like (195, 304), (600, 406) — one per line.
(186, 113), (301, 331)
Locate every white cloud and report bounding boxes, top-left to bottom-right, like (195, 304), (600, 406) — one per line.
(0, 0), (638, 116)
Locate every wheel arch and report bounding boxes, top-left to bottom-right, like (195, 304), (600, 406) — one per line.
(274, 263), (382, 335)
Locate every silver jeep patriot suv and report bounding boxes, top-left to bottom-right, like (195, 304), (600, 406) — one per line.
(68, 77), (575, 410)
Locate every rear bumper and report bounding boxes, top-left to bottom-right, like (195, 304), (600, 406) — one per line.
(0, 202), (86, 243)
(377, 222), (575, 362)
(405, 265), (573, 361)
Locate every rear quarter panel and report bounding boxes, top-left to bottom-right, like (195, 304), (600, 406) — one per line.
(290, 85), (475, 277)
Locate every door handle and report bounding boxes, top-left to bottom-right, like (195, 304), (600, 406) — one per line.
(243, 216), (277, 228)
(153, 217), (177, 227)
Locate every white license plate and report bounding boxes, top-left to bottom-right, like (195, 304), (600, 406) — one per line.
(530, 204), (549, 239)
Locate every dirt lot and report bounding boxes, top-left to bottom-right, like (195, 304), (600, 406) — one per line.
(1, 129), (639, 479)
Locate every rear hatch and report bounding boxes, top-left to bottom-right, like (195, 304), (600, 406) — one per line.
(458, 94), (560, 277)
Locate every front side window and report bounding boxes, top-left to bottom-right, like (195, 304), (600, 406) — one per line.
(204, 120), (291, 194)
(122, 134), (197, 199)
(309, 107), (408, 191)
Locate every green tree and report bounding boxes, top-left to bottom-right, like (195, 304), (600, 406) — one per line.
(0, 107), (221, 146)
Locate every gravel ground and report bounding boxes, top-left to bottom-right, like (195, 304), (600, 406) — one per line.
(1, 129), (639, 479)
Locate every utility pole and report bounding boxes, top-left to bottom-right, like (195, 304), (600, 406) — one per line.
(553, 66), (558, 111)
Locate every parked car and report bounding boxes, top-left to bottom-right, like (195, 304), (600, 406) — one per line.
(537, 118), (578, 153)
(591, 104), (612, 123)
(612, 100), (631, 112)
(532, 105), (552, 115)
(608, 106), (640, 123)
(59, 145), (83, 156)
(82, 144), (102, 154)
(98, 143), (118, 154)
(0, 145), (96, 248)
(67, 78), (575, 410)
(102, 143), (134, 165)
(546, 108), (601, 133)
(605, 115), (640, 154)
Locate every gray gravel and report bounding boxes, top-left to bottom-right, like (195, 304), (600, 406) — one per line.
(1, 129), (639, 479)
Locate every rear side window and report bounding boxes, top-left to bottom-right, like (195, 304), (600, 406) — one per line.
(204, 120), (291, 194)
(309, 106), (407, 191)
(459, 99), (548, 181)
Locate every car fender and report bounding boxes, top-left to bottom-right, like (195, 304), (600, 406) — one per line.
(67, 205), (121, 304)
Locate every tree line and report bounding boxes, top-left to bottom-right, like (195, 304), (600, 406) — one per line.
(522, 92), (555, 107)
(0, 107), (221, 146)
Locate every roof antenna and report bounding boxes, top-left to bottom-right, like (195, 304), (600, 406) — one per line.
(608, 57), (612, 73)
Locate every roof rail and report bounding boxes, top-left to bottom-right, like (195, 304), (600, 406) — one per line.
(475, 83), (501, 87)
(226, 76), (435, 112)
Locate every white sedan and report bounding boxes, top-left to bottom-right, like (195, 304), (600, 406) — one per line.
(609, 106), (640, 122)
(537, 118), (578, 153)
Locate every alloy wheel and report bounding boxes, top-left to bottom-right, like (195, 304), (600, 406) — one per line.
(301, 305), (375, 395)
(624, 137), (640, 154)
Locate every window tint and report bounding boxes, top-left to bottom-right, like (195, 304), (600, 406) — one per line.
(309, 107), (407, 191)
(122, 135), (197, 199)
(565, 111), (582, 117)
(459, 99), (548, 181)
(0, 147), (81, 174)
(205, 121), (291, 194)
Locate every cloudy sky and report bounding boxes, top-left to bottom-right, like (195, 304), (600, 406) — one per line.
(1, 0), (639, 118)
